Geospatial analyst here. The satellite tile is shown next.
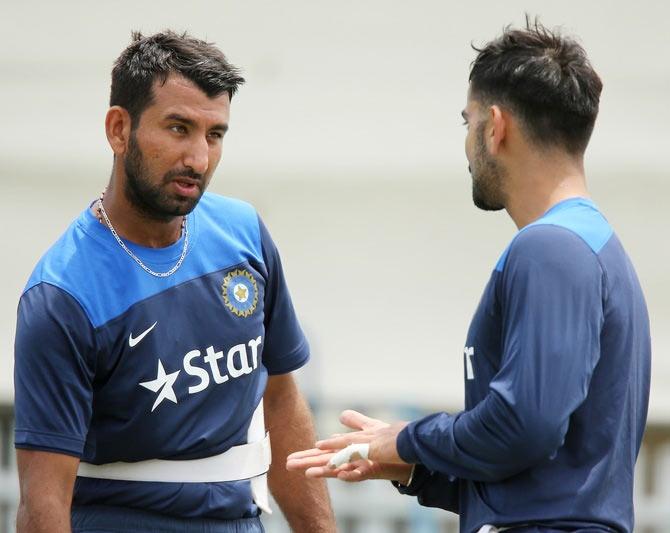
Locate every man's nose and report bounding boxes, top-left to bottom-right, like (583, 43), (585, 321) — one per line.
(183, 137), (209, 175)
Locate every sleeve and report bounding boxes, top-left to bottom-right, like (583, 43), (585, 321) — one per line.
(392, 465), (459, 513)
(397, 226), (605, 482)
(257, 216), (310, 374)
(14, 282), (97, 457)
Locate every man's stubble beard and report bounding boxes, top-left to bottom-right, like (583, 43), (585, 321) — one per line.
(123, 132), (205, 221)
(471, 122), (506, 212)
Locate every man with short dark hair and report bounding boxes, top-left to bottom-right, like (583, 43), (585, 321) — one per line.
(288, 19), (651, 532)
(14, 31), (335, 533)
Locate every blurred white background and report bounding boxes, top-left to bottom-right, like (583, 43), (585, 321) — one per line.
(1, 1), (669, 531)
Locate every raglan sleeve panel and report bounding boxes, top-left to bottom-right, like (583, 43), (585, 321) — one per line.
(257, 216), (310, 374)
(397, 225), (604, 482)
(14, 282), (97, 457)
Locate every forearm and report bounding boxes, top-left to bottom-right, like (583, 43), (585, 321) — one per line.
(16, 450), (78, 533)
(265, 375), (335, 532)
(398, 391), (567, 482)
(17, 497), (71, 533)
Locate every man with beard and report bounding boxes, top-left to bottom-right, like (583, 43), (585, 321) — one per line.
(14, 31), (335, 533)
(287, 19), (651, 533)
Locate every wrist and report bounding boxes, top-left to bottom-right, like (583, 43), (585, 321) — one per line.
(393, 464), (415, 486)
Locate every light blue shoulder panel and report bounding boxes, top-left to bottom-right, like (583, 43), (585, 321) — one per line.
(495, 197), (613, 272)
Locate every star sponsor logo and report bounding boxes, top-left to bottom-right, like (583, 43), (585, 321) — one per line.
(139, 360), (181, 412)
(138, 336), (263, 413)
(222, 269), (258, 317)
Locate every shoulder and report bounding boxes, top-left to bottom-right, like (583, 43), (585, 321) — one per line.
(194, 192), (265, 263)
(196, 192), (259, 230)
(23, 210), (98, 319)
(18, 282), (94, 340)
(495, 198), (613, 273)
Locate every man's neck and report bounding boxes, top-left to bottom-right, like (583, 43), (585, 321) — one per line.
(94, 186), (184, 248)
(504, 152), (589, 230)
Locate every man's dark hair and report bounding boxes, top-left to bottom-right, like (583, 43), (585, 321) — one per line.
(110, 30), (245, 128)
(469, 17), (602, 154)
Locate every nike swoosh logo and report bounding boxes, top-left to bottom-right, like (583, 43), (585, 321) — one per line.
(129, 321), (158, 348)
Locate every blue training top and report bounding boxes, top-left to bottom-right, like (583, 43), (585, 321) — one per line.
(14, 192), (310, 519)
(396, 198), (651, 533)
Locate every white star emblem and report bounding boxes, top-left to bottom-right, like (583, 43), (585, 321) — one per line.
(139, 359), (181, 412)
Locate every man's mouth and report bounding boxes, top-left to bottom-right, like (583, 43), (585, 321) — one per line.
(171, 177), (201, 196)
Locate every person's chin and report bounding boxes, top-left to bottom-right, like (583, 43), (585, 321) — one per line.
(472, 191), (503, 212)
(474, 201), (504, 212)
(172, 194), (203, 216)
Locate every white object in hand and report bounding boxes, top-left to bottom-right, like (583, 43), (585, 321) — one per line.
(328, 443), (370, 468)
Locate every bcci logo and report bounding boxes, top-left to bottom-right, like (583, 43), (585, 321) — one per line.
(222, 269), (258, 317)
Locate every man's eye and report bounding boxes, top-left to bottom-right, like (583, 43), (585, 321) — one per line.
(208, 131), (223, 140)
(170, 125), (187, 134)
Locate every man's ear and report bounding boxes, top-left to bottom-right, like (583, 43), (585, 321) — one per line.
(488, 104), (507, 156)
(105, 106), (132, 156)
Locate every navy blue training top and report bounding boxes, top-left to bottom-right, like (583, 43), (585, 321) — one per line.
(14, 192), (310, 519)
(396, 198), (651, 533)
